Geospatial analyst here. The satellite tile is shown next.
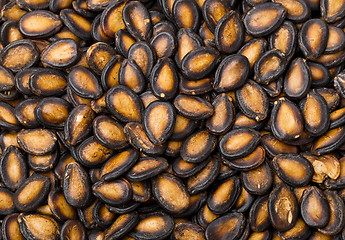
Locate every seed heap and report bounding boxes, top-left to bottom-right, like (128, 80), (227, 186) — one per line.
(0, 0), (345, 239)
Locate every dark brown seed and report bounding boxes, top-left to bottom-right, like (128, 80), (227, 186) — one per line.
(106, 85), (143, 123)
(0, 131), (20, 150)
(320, 0), (345, 23)
(207, 176), (240, 214)
(64, 104), (95, 146)
(60, 220), (86, 240)
(2, 213), (25, 240)
(93, 201), (116, 227)
(104, 212), (139, 239)
(244, 3), (286, 36)
(300, 186), (330, 228)
(29, 68), (67, 96)
(173, 94), (214, 120)
(179, 75), (213, 95)
(101, 54), (123, 91)
(272, 154), (314, 187)
(0, 187), (15, 215)
(311, 126), (345, 155)
(63, 162), (91, 208)
(93, 115), (128, 150)
(181, 47), (220, 80)
(324, 156), (345, 189)
(330, 107), (345, 129)
(91, 14), (113, 44)
(19, 10), (62, 38)
(268, 183), (298, 231)
(0, 39), (39, 72)
(241, 161), (273, 195)
(68, 66), (103, 99)
(100, 0), (127, 38)
(17, 213), (60, 240)
(48, 188), (76, 221)
(214, 10), (244, 54)
(272, 0), (310, 23)
(172, 157), (209, 178)
(173, 0), (200, 31)
(76, 136), (113, 167)
(115, 29), (136, 58)
(312, 49), (345, 68)
(180, 130), (216, 163)
(236, 80), (269, 121)
(214, 54), (250, 92)
(151, 30), (177, 58)
(131, 180), (151, 202)
(17, 128), (57, 155)
(233, 112), (265, 130)
(123, 1), (152, 41)
(249, 195), (270, 232)
(271, 98), (304, 141)
(13, 174), (50, 212)
(34, 97), (71, 130)
(126, 157), (168, 181)
(72, 0), (96, 18)
(91, 93), (108, 114)
(99, 148), (138, 181)
(0, 65), (14, 91)
(172, 221), (205, 240)
(119, 59), (146, 94)
(324, 26), (345, 54)
(202, 0), (231, 33)
(284, 57), (311, 99)
(60, 9), (92, 40)
(150, 58), (179, 100)
(77, 199), (97, 229)
(50, 27), (81, 43)
(187, 156), (220, 194)
(262, 134), (299, 157)
(299, 19), (329, 58)
(315, 87), (340, 111)
(300, 90), (330, 136)
(205, 212), (246, 240)
(152, 173), (190, 214)
(92, 178), (132, 206)
(196, 204), (220, 229)
(169, 114), (196, 140)
(219, 128), (261, 160)
(86, 42), (115, 75)
(226, 145), (266, 171)
(54, 153), (76, 180)
(28, 150), (59, 172)
(308, 61), (330, 87)
(14, 68), (39, 95)
(238, 38), (267, 70)
(269, 21), (297, 60)
(128, 41), (156, 77)
(279, 218), (311, 240)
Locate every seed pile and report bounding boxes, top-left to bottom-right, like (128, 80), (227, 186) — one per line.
(0, 0), (345, 239)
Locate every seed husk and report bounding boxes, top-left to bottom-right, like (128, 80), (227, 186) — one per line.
(105, 212), (139, 240)
(241, 161), (273, 195)
(100, 55), (123, 91)
(0, 187), (15, 215)
(60, 220), (86, 240)
(173, 94), (214, 120)
(202, 0), (231, 33)
(2, 213), (25, 240)
(126, 156), (168, 181)
(48, 188), (76, 221)
(128, 41), (156, 77)
(86, 42), (115, 75)
(60, 9), (92, 40)
(17, 128), (57, 155)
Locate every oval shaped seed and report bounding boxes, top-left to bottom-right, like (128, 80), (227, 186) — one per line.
(2, 213), (25, 240)
(205, 212), (246, 240)
(249, 195), (270, 232)
(99, 148), (138, 181)
(130, 180), (151, 202)
(206, 93), (235, 134)
(329, 107), (345, 129)
(152, 173), (190, 214)
(172, 0), (200, 31)
(236, 80), (269, 121)
(283, 57), (311, 99)
(60, 9), (91, 40)
(0, 187), (15, 215)
(273, 0), (310, 22)
(214, 54), (249, 92)
(254, 49), (286, 84)
(238, 38), (267, 70)
(219, 128), (261, 160)
(28, 150), (59, 172)
(101, 55), (123, 91)
(13, 174), (50, 212)
(311, 126), (345, 155)
(0, 146), (27, 190)
(0, 39), (39, 72)
(0, 65), (14, 91)
(180, 130), (216, 163)
(179, 75), (213, 96)
(324, 26), (345, 54)
(202, 0), (230, 32)
(92, 178), (132, 206)
(29, 68), (67, 96)
(181, 47), (220, 80)
(150, 30), (177, 59)
(173, 94), (214, 120)
(118, 59), (145, 94)
(172, 221), (205, 240)
(308, 61), (330, 87)
(215, 10), (244, 54)
(312, 49), (345, 68)
(244, 2), (286, 36)
(34, 97), (71, 130)
(233, 112), (265, 130)
(172, 157), (209, 178)
(169, 114), (196, 140)
(315, 87), (340, 111)
(48, 188), (76, 221)
(114, 29), (135, 58)
(271, 98), (304, 141)
(269, 21), (297, 60)
(300, 90), (329, 136)
(86, 42), (115, 75)
(241, 161), (273, 195)
(150, 58), (178, 100)
(100, 0), (126, 38)
(268, 183), (298, 231)
(17, 128), (57, 155)
(320, 0), (345, 23)
(187, 156), (220, 194)
(76, 136), (113, 167)
(105, 212), (139, 239)
(64, 104), (95, 146)
(19, 10), (62, 38)
(17, 213), (59, 240)
(91, 14), (113, 44)
(63, 162), (91, 208)
(68, 66), (103, 99)
(272, 154), (313, 187)
(60, 220), (86, 240)
(143, 101), (175, 144)
(126, 156), (168, 181)
(299, 19), (329, 58)
(207, 176), (240, 214)
(76, 199), (97, 229)
(106, 85), (143, 123)
(123, 1), (152, 41)
(92, 201), (116, 227)
(300, 187), (330, 228)
(226, 145), (266, 171)
(93, 115), (128, 150)
(128, 41), (156, 77)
